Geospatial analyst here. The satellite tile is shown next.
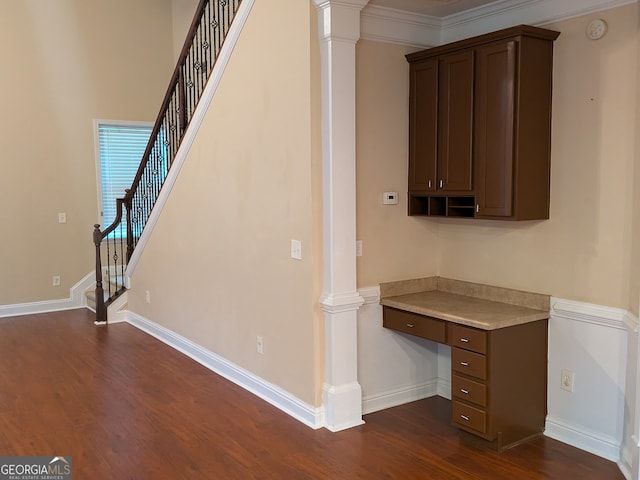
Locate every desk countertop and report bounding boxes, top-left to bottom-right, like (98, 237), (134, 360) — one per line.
(379, 277), (550, 330)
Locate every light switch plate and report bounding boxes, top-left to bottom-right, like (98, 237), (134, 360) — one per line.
(291, 239), (302, 260)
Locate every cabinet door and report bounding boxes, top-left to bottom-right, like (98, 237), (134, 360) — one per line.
(409, 59), (438, 191)
(474, 40), (517, 217)
(438, 50), (474, 192)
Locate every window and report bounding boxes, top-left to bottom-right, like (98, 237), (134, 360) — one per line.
(95, 121), (153, 229)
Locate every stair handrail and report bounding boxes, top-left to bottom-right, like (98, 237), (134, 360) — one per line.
(93, 0), (242, 323)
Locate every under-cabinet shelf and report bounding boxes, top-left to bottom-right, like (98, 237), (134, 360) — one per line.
(409, 194), (475, 218)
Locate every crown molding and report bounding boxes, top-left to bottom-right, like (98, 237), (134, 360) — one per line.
(360, 5), (440, 48)
(360, 0), (636, 48)
(441, 0), (636, 42)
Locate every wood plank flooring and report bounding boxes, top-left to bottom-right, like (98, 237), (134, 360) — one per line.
(0, 309), (624, 479)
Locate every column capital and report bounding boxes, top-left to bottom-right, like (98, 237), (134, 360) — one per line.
(312, 0), (369, 9)
(313, 0), (369, 43)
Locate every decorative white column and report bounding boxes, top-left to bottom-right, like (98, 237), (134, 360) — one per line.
(313, 0), (368, 432)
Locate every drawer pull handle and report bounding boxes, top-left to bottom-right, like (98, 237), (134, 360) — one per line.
(460, 414), (470, 421)
(460, 389), (469, 395)
(406, 323), (414, 328)
(460, 361), (469, 366)
(460, 338), (469, 343)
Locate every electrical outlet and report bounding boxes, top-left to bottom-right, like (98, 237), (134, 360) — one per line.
(52, 275), (61, 287)
(561, 368), (575, 392)
(58, 212), (67, 224)
(145, 290), (151, 304)
(257, 336), (264, 355)
(356, 240), (363, 257)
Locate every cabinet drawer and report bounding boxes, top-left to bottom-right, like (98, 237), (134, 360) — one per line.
(452, 400), (487, 434)
(452, 347), (487, 380)
(383, 307), (447, 343)
(452, 374), (487, 407)
(451, 324), (487, 354)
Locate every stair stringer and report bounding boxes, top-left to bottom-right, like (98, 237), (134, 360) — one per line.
(124, 0), (255, 283)
(105, 291), (128, 324)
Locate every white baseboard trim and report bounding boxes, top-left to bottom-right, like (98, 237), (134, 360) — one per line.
(618, 457), (632, 480)
(617, 433), (638, 480)
(0, 272), (94, 318)
(437, 377), (451, 400)
(362, 380), (437, 415)
(125, 311), (324, 430)
(545, 416), (621, 462)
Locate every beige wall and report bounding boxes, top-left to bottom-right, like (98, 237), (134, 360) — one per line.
(356, 40), (440, 287)
(356, 4), (639, 311)
(171, 0), (200, 62)
(0, 0), (175, 305)
(129, 0), (322, 406)
(629, 9), (640, 316)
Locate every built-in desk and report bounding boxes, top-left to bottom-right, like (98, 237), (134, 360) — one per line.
(380, 277), (550, 450)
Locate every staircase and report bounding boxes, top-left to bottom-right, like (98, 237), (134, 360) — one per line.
(92, 0), (243, 324)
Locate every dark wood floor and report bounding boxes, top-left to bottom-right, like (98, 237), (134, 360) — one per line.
(0, 309), (624, 479)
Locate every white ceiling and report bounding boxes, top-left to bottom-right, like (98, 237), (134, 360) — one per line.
(366, 0), (501, 17)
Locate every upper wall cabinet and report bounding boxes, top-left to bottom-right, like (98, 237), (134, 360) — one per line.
(406, 25), (560, 220)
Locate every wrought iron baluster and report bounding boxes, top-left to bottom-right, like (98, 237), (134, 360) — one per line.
(93, 0), (243, 323)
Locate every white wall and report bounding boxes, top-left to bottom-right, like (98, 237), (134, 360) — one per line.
(357, 292), (439, 414)
(620, 321), (639, 478)
(546, 299), (630, 462)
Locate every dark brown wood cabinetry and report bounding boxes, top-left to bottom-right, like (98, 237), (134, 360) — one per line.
(406, 25), (560, 220)
(383, 306), (548, 450)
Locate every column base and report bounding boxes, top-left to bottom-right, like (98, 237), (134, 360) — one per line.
(323, 381), (365, 432)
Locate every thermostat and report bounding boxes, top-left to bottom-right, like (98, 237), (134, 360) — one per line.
(383, 192), (399, 205)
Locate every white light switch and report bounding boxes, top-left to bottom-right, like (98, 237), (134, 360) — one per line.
(58, 212), (67, 224)
(291, 240), (302, 260)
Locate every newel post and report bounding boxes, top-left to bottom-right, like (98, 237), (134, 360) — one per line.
(124, 190), (134, 262)
(93, 224), (106, 324)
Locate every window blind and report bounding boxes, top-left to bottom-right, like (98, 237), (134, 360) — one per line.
(98, 123), (152, 228)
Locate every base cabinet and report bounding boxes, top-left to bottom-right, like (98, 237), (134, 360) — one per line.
(383, 306), (548, 450)
(450, 321), (548, 449)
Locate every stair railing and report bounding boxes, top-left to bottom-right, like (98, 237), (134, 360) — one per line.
(93, 0), (242, 323)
